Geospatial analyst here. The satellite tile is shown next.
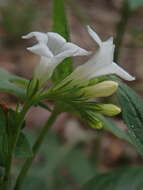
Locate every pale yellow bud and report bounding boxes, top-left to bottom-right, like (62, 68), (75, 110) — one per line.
(99, 104), (121, 116)
(90, 121), (103, 129)
(83, 81), (118, 98)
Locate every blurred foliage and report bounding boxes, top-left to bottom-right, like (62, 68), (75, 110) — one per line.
(18, 130), (96, 190)
(115, 0), (143, 62)
(81, 166), (143, 190)
(0, 0), (38, 45)
(130, 27), (143, 47)
(128, 0), (143, 10)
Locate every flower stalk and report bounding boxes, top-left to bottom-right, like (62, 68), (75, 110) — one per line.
(14, 108), (59, 190)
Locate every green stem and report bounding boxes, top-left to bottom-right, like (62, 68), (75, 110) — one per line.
(14, 109), (59, 190)
(114, 0), (131, 62)
(3, 103), (31, 189)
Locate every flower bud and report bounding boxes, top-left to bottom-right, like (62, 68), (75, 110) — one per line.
(91, 121), (103, 129)
(83, 81), (118, 98)
(99, 104), (121, 116)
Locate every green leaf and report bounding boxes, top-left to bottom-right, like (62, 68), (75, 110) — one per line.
(116, 81), (143, 156)
(81, 166), (143, 190)
(0, 106), (32, 159)
(15, 132), (33, 158)
(0, 68), (28, 86)
(0, 80), (26, 99)
(0, 68), (51, 112)
(0, 68), (27, 98)
(128, 0), (143, 10)
(97, 114), (132, 144)
(52, 0), (73, 82)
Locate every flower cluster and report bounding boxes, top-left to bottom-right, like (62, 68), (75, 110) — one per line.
(23, 26), (135, 128)
(22, 31), (90, 85)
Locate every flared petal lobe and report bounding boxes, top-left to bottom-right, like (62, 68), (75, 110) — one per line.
(27, 43), (53, 58)
(70, 26), (135, 83)
(22, 32), (48, 44)
(23, 31), (90, 85)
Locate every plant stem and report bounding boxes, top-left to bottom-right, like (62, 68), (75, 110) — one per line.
(114, 0), (131, 62)
(14, 109), (59, 190)
(3, 103), (31, 189)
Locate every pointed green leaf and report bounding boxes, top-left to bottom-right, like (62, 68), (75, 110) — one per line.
(52, 0), (73, 82)
(116, 81), (143, 156)
(0, 80), (26, 98)
(0, 68), (27, 98)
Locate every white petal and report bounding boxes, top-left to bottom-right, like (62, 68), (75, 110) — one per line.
(34, 57), (54, 83)
(72, 26), (135, 82)
(61, 42), (91, 56)
(22, 32), (48, 44)
(90, 62), (135, 81)
(110, 62), (135, 81)
(54, 49), (77, 63)
(85, 37), (115, 73)
(87, 26), (102, 46)
(34, 57), (49, 78)
(27, 43), (53, 57)
(47, 32), (66, 55)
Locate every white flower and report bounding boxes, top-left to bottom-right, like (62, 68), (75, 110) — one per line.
(69, 26), (135, 83)
(22, 31), (90, 84)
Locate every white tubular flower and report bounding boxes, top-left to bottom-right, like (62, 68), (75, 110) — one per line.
(69, 26), (135, 83)
(22, 31), (90, 84)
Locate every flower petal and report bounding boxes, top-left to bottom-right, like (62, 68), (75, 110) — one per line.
(87, 26), (102, 47)
(22, 32), (48, 44)
(34, 57), (54, 83)
(47, 32), (66, 55)
(110, 62), (135, 81)
(89, 62), (135, 81)
(86, 26), (135, 81)
(27, 43), (53, 57)
(88, 38), (115, 71)
(61, 42), (91, 56)
(54, 49), (77, 63)
(70, 27), (135, 82)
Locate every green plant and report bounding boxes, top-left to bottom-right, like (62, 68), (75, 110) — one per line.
(0, 0), (143, 190)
